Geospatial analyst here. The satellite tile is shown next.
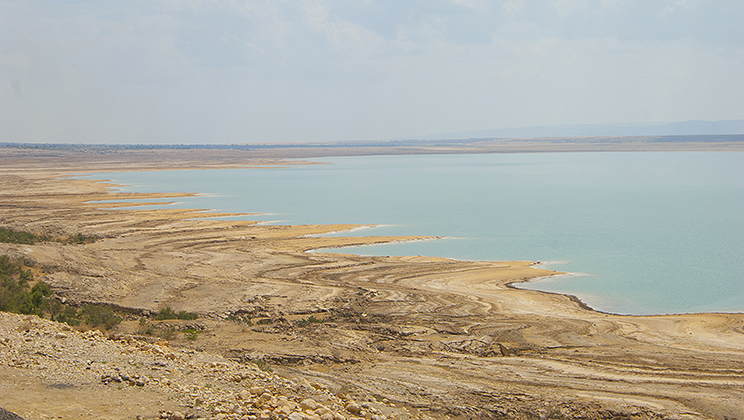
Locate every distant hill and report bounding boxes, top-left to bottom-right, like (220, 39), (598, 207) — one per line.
(417, 120), (744, 140)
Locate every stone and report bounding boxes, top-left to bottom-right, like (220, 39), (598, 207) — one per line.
(345, 402), (361, 415)
(259, 392), (275, 405)
(249, 386), (265, 395)
(300, 398), (318, 411)
(238, 389), (250, 400)
(169, 412), (185, 420)
(276, 404), (293, 416)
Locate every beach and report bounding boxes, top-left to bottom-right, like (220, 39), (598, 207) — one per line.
(1, 146), (744, 420)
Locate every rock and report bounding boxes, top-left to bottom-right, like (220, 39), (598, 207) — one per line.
(333, 413), (346, 420)
(300, 398), (318, 411)
(320, 413), (334, 420)
(275, 404), (292, 416)
(238, 389), (251, 400)
(169, 412), (185, 420)
(249, 386), (265, 395)
(259, 392), (276, 405)
(345, 402), (361, 415)
(288, 413), (304, 420)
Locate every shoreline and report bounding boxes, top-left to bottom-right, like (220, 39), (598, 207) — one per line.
(2, 148), (744, 419)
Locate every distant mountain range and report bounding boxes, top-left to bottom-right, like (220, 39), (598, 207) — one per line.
(416, 119), (744, 140)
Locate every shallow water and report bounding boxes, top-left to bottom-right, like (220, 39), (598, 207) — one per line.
(82, 152), (744, 315)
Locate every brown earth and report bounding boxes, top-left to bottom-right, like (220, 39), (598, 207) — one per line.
(1, 147), (743, 420)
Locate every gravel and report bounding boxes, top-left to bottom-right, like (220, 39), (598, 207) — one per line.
(0, 312), (421, 420)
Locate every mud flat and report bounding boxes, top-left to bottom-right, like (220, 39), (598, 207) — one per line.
(1, 148), (744, 420)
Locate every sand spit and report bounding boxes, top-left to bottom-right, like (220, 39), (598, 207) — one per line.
(1, 149), (744, 420)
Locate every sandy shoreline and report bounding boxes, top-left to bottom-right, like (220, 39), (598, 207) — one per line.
(2, 148), (744, 419)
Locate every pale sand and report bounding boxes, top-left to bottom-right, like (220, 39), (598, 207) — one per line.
(1, 148), (743, 419)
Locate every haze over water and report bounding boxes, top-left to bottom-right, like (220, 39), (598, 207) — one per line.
(86, 152), (744, 315)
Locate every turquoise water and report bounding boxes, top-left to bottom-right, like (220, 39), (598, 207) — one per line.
(82, 152), (744, 315)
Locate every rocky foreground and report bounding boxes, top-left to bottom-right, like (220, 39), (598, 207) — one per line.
(1, 312), (412, 420)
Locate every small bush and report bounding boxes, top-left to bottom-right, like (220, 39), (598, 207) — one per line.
(253, 359), (273, 373)
(182, 328), (201, 340)
(69, 233), (88, 244)
(156, 306), (198, 320)
(296, 315), (324, 327)
(137, 317), (154, 335)
(56, 306), (81, 326)
(82, 303), (121, 329)
(227, 313), (252, 324)
(160, 325), (177, 340)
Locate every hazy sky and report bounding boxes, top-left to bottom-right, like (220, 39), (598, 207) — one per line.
(2, 0), (743, 144)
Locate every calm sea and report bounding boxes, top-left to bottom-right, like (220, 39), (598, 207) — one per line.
(82, 152), (744, 315)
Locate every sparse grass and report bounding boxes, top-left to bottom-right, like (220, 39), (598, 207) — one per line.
(138, 318), (178, 339)
(0, 227), (95, 246)
(160, 325), (177, 340)
(0, 227), (49, 244)
(182, 328), (201, 340)
(253, 359), (273, 373)
(68, 233), (89, 244)
(226, 313), (252, 324)
(156, 306), (198, 320)
(137, 317), (155, 335)
(545, 406), (564, 419)
(296, 315), (324, 327)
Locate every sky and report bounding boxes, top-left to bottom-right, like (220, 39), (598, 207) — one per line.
(1, 0), (743, 144)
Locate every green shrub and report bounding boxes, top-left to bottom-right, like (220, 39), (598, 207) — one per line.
(1, 253), (121, 330)
(227, 313), (252, 324)
(82, 303), (121, 329)
(0, 227), (41, 244)
(182, 328), (201, 340)
(0, 256), (53, 316)
(296, 315), (324, 327)
(69, 233), (88, 244)
(56, 306), (81, 326)
(156, 306), (198, 320)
